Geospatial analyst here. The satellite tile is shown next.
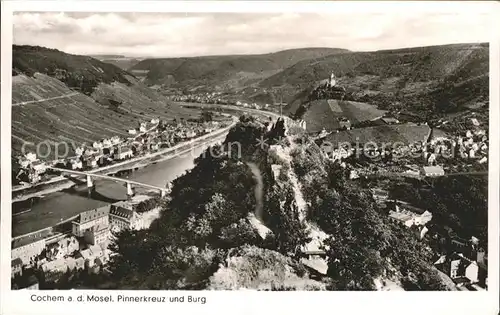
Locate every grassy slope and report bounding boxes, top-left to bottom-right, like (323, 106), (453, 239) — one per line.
(301, 99), (386, 133)
(324, 123), (431, 145)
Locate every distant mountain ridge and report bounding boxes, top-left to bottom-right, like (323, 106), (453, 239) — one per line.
(130, 47), (349, 90)
(131, 43), (488, 117)
(90, 54), (144, 71)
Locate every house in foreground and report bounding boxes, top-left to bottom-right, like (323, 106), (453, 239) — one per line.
(434, 252), (487, 288)
(11, 258), (23, 278)
(421, 165), (445, 177)
(388, 201), (432, 228)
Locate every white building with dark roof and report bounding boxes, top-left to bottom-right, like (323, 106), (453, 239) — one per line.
(421, 165), (445, 177)
(109, 203), (138, 231)
(84, 224), (110, 247)
(388, 202), (432, 227)
(12, 235), (47, 266)
(72, 206), (110, 238)
(12, 258), (23, 278)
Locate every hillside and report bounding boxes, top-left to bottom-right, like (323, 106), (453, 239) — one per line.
(63, 116), (453, 291)
(297, 99), (386, 133)
(11, 45), (201, 159)
(323, 123), (431, 146)
(273, 43), (489, 115)
(130, 48), (348, 91)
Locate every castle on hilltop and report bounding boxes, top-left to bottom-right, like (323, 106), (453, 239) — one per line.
(309, 71), (346, 101)
(328, 72), (336, 87)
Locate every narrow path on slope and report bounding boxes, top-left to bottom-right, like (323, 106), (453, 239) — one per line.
(12, 92), (79, 106)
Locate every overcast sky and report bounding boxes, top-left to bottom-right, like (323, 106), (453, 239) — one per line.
(13, 11), (491, 58)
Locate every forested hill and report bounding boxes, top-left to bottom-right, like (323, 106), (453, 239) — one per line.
(13, 45), (136, 95)
(129, 48), (348, 90)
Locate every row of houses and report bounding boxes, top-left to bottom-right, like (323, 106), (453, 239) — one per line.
(12, 194), (161, 286)
(369, 190), (488, 290)
(434, 249), (488, 290)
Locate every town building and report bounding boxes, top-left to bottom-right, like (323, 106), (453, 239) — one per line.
(109, 203), (139, 231)
(435, 253), (480, 286)
(11, 236), (47, 266)
(113, 145), (133, 160)
(12, 258), (23, 278)
(40, 256), (85, 283)
(77, 244), (109, 270)
(84, 224), (110, 247)
(420, 165), (445, 177)
(371, 188), (389, 204)
(128, 129), (137, 135)
(45, 236), (80, 261)
(338, 118), (351, 129)
(69, 158), (83, 170)
(111, 136), (121, 145)
(92, 141), (103, 149)
(471, 118), (480, 126)
(30, 160), (47, 174)
(72, 206), (110, 238)
(388, 201), (432, 227)
(388, 211), (415, 227)
(75, 147), (85, 157)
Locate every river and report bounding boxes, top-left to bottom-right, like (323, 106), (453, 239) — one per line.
(11, 139), (218, 237)
(12, 104), (281, 238)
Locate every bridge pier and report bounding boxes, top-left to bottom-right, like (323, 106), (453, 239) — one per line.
(87, 175), (95, 197)
(126, 182), (135, 198)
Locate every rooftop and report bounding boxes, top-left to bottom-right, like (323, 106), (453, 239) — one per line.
(12, 258), (23, 267)
(422, 165), (445, 174)
(110, 205), (134, 220)
(12, 230), (50, 249)
(75, 205), (110, 224)
(396, 201), (428, 215)
(388, 211), (413, 222)
(323, 123), (430, 146)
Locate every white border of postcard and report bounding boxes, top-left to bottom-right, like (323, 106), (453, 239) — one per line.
(1, 1), (499, 315)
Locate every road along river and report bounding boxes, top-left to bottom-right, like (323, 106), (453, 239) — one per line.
(12, 105), (282, 237)
(12, 135), (226, 237)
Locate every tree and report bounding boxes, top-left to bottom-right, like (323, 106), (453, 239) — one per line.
(200, 110), (214, 122)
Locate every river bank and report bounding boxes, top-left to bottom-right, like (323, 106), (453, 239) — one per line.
(12, 107), (279, 237)
(12, 121), (235, 203)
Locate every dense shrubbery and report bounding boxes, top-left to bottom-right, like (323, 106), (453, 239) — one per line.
(99, 117), (459, 290)
(291, 152), (449, 290)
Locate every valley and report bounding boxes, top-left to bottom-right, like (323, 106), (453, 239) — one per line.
(10, 41), (489, 293)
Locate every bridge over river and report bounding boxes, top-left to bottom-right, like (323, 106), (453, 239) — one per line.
(12, 106), (282, 237)
(48, 167), (170, 198)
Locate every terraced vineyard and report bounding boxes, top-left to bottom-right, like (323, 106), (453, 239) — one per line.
(301, 99), (386, 133)
(323, 123), (431, 146)
(12, 73), (201, 159)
